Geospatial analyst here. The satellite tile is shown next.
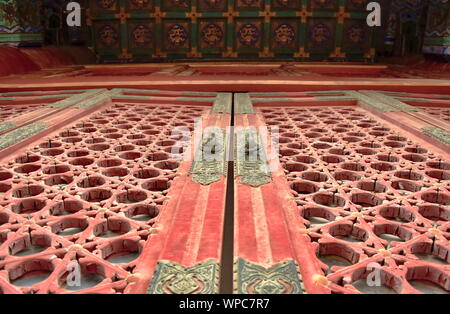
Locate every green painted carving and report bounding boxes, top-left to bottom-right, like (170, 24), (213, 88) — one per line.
(1, 90), (89, 96)
(147, 259), (220, 294)
(347, 91), (396, 112)
(184, 91), (218, 96)
(112, 95), (150, 101)
(211, 93), (232, 114)
(176, 97), (216, 102)
(0, 94), (75, 101)
(74, 92), (112, 109)
(0, 123), (47, 150)
(315, 96), (357, 101)
(235, 258), (303, 294)
(235, 130), (271, 187)
(112, 95), (216, 103)
(249, 92), (287, 97)
(0, 122), (16, 133)
(429, 94), (450, 99)
(235, 94), (255, 114)
(381, 91), (411, 96)
(37, 94), (77, 100)
(190, 128), (227, 185)
(361, 91), (420, 112)
(251, 98), (292, 103)
(117, 89), (216, 97)
(423, 127), (450, 146)
(239, 175), (271, 187)
(306, 90), (347, 96)
(117, 89), (159, 94)
(394, 97), (430, 103)
(47, 89), (106, 109)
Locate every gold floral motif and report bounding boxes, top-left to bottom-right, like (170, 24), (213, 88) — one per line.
(167, 24), (188, 47)
(274, 24), (295, 46)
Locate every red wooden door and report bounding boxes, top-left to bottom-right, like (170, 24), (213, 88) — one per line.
(0, 88), (448, 294)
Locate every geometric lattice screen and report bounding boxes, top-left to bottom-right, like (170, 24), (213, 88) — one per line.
(87, 0), (376, 62)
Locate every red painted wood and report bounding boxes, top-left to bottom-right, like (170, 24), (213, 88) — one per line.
(255, 99), (450, 294)
(1, 75), (449, 94)
(0, 47), (40, 76)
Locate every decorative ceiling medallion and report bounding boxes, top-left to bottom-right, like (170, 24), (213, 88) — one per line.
(237, 0), (262, 8)
(274, 23), (296, 46)
(200, 0), (226, 10)
(311, 0), (335, 9)
(98, 25), (119, 47)
(309, 22), (332, 46)
(167, 24), (189, 47)
(131, 24), (153, 48)
(201, 23), (224, 46)
(97, 0), (116, 9)
(129, 0), (153, 10)
(347, 23), (365, 44)
(237, 23), (261, 47)
(170, 0), (190, 8)
(274, 0), (297, 9)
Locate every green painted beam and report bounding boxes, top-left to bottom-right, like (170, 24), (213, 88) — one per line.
(0, 123), (47, 150)
(423, 127), (450, 146)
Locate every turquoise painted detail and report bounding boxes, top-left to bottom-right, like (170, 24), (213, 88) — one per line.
(251, 98), (292, 102)
(0, 122), (16, 133)
(423, 127), (450, 146)
(211, 93), (232, 114)
(306, 90), (347, 96)
(249, 92), (287, 96)
(0, 123), (47, 150)
(176, 97), (216, 102)
(235, 94), (254, 114)
(346, 91), (395, 112)
(47, 89), (107, 109)
(315, 96), (357, 101)
(362, 91), (420, 112)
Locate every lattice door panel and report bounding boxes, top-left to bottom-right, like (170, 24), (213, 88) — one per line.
(0, 89), (230, 294)
(232, 91), (450, 294)
(0, 88), (448, 294)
